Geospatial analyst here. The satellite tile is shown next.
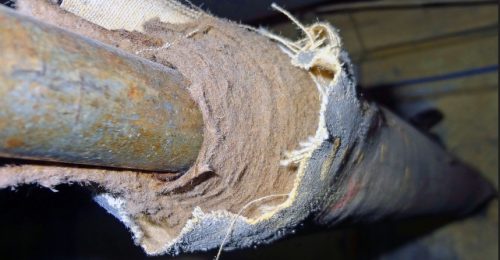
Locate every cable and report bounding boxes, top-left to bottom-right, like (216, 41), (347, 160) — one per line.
(317, 0), (498, 13)
(368, 64), (498, 90)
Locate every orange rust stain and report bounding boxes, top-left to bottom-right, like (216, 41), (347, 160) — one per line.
(127, 85), (144, 100)
(142, 36), (164, 47)
(5, 138), (25, 148)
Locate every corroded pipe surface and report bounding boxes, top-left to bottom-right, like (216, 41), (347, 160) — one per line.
(0, 6), (203, 172)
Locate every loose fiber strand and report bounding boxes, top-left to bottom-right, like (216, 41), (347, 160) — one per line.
(271, 3), (315, 44)
(215, 193), (290, 260)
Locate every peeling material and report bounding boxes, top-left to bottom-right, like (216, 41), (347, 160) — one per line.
(61, 0), (200, 32)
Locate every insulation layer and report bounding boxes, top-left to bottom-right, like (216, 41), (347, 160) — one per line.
(0, 7), (203, 172)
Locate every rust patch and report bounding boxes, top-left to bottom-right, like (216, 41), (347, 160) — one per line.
(127, 84), (144, 100)
(5, 138), (25, 148)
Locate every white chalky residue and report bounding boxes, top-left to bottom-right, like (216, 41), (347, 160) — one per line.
(94, 193), (144, 243)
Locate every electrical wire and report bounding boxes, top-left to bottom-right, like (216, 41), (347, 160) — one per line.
(317, 0), (498, 13)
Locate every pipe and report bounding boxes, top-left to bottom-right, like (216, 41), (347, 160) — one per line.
(0, 2), (495, 255)
(0, 6), (204, 172)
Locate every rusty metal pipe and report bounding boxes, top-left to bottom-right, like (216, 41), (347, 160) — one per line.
(0, 6), (203, 172)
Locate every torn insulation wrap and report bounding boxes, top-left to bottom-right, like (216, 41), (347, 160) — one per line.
(0, 0), (495, 256)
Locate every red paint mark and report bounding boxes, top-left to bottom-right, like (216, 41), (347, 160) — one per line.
(330, 177), (360, 211)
